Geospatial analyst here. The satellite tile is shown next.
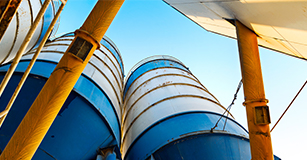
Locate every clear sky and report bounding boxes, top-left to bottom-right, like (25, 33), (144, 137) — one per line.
(57, 0), (307, 159)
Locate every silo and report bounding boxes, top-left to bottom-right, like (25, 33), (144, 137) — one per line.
(0, 0), (59, 64)
(122, 55), (251, 160)
(0, 32), (124, 159)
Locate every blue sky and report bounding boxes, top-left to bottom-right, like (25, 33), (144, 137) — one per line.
(57, 0), (307, 159)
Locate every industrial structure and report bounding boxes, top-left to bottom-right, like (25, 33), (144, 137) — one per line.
(0, 32), (123, 159)
(0, 0), (60, 64)
(0, 0), (305, 159)
(122, 55), (251, 160)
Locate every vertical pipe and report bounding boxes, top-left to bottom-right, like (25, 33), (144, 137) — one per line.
(0, 0), (51, 98)
(0, 0), (125, 159)
(235, 20), (273, 160)
(0, 3), (66, 128)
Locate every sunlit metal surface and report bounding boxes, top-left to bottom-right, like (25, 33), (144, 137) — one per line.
(163, 0), (307, 60)
(0, 1), (65, 128)
(22, 33), (124, 121)
(122, 55), (249, 160)
(0, 0), (59, 64)
(0, 33), (124, 159)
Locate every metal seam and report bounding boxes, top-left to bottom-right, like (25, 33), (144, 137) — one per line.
(24, 50), (65, 56)
(52, 36), (74, 41)
(29, 0), (45, 52)
(125, 58), (189, 86)
(49, 36), (123, 81)
(88, 61), (122, 111)
(24, 44), (123, 96)
(42, 43), (69, 47)
(122, 73), (208, 115)
(0, 11), (19, 64)
(189, 72), (220, 103)
(122, 82), (222, 126)
(123, 110), (248, 159)
(124, 67), (191, 97)
(143, 131), (249, 160)
(51, 38), (74, 42)
(92, 54), (122, 93)
(99, 47), (123, 82)
(126, 57), (189, 81)
(102, 44), (123, 75)
(124, 59), (219, 103)
(28, 0), (33, 26)
(28, 43), (69, 53)
(124, 73), (205, 103)
(90, 55), (123, 101)
(122, 95), (232, 144)
(50, 0), (55, 17)
(103, 37), (123, 67)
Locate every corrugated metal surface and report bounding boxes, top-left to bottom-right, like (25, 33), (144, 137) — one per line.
(0, 33), (124, 159)
(122, 55), (250, 160)
(163, 0), (307, 61)
(0, 0), (59, 64)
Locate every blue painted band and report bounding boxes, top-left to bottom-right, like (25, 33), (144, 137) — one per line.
(46, 33), (124, 74)
(60, 32), (74, 37)
(152, 133), (251, 160)
(124, 59), (190, 98)
(0, 60), (121, 145)
(124, 111), (249, 160)
(0, 73), (119, 159)
(101, 38), (124, 73)
(35, 1), (55, 48)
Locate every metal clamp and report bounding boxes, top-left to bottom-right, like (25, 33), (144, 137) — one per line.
(243, 98), (269, 106)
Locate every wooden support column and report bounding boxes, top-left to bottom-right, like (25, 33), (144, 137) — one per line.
(235, 20), (274, 160)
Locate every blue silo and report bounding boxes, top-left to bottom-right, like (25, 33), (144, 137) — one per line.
(122, 55), (251, 160)
(0, 33), (124, 159)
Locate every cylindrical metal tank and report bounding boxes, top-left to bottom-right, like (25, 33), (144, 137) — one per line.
(122, 55), (251, 160)
(0, 32), (124, 159)
(0, 0), (59, 64)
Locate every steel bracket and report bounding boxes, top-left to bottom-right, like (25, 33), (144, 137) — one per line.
(254, 105), (271, 125)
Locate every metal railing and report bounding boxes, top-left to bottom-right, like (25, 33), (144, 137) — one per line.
(0, 0), (67, 127)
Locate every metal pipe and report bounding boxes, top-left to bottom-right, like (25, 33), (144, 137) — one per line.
(0, 0), (11, 21)
(0, 0), (22, 42)
(0, 2), (66, 128)
(0, 0), (51, 98)
(60, 0), (67, 5)
(0, 0), (125, 159)
(235, 20), (274, 160)
(0, 109), (8, 118)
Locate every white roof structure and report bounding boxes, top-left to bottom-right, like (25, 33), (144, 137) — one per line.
(163, 0), (307, 60)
